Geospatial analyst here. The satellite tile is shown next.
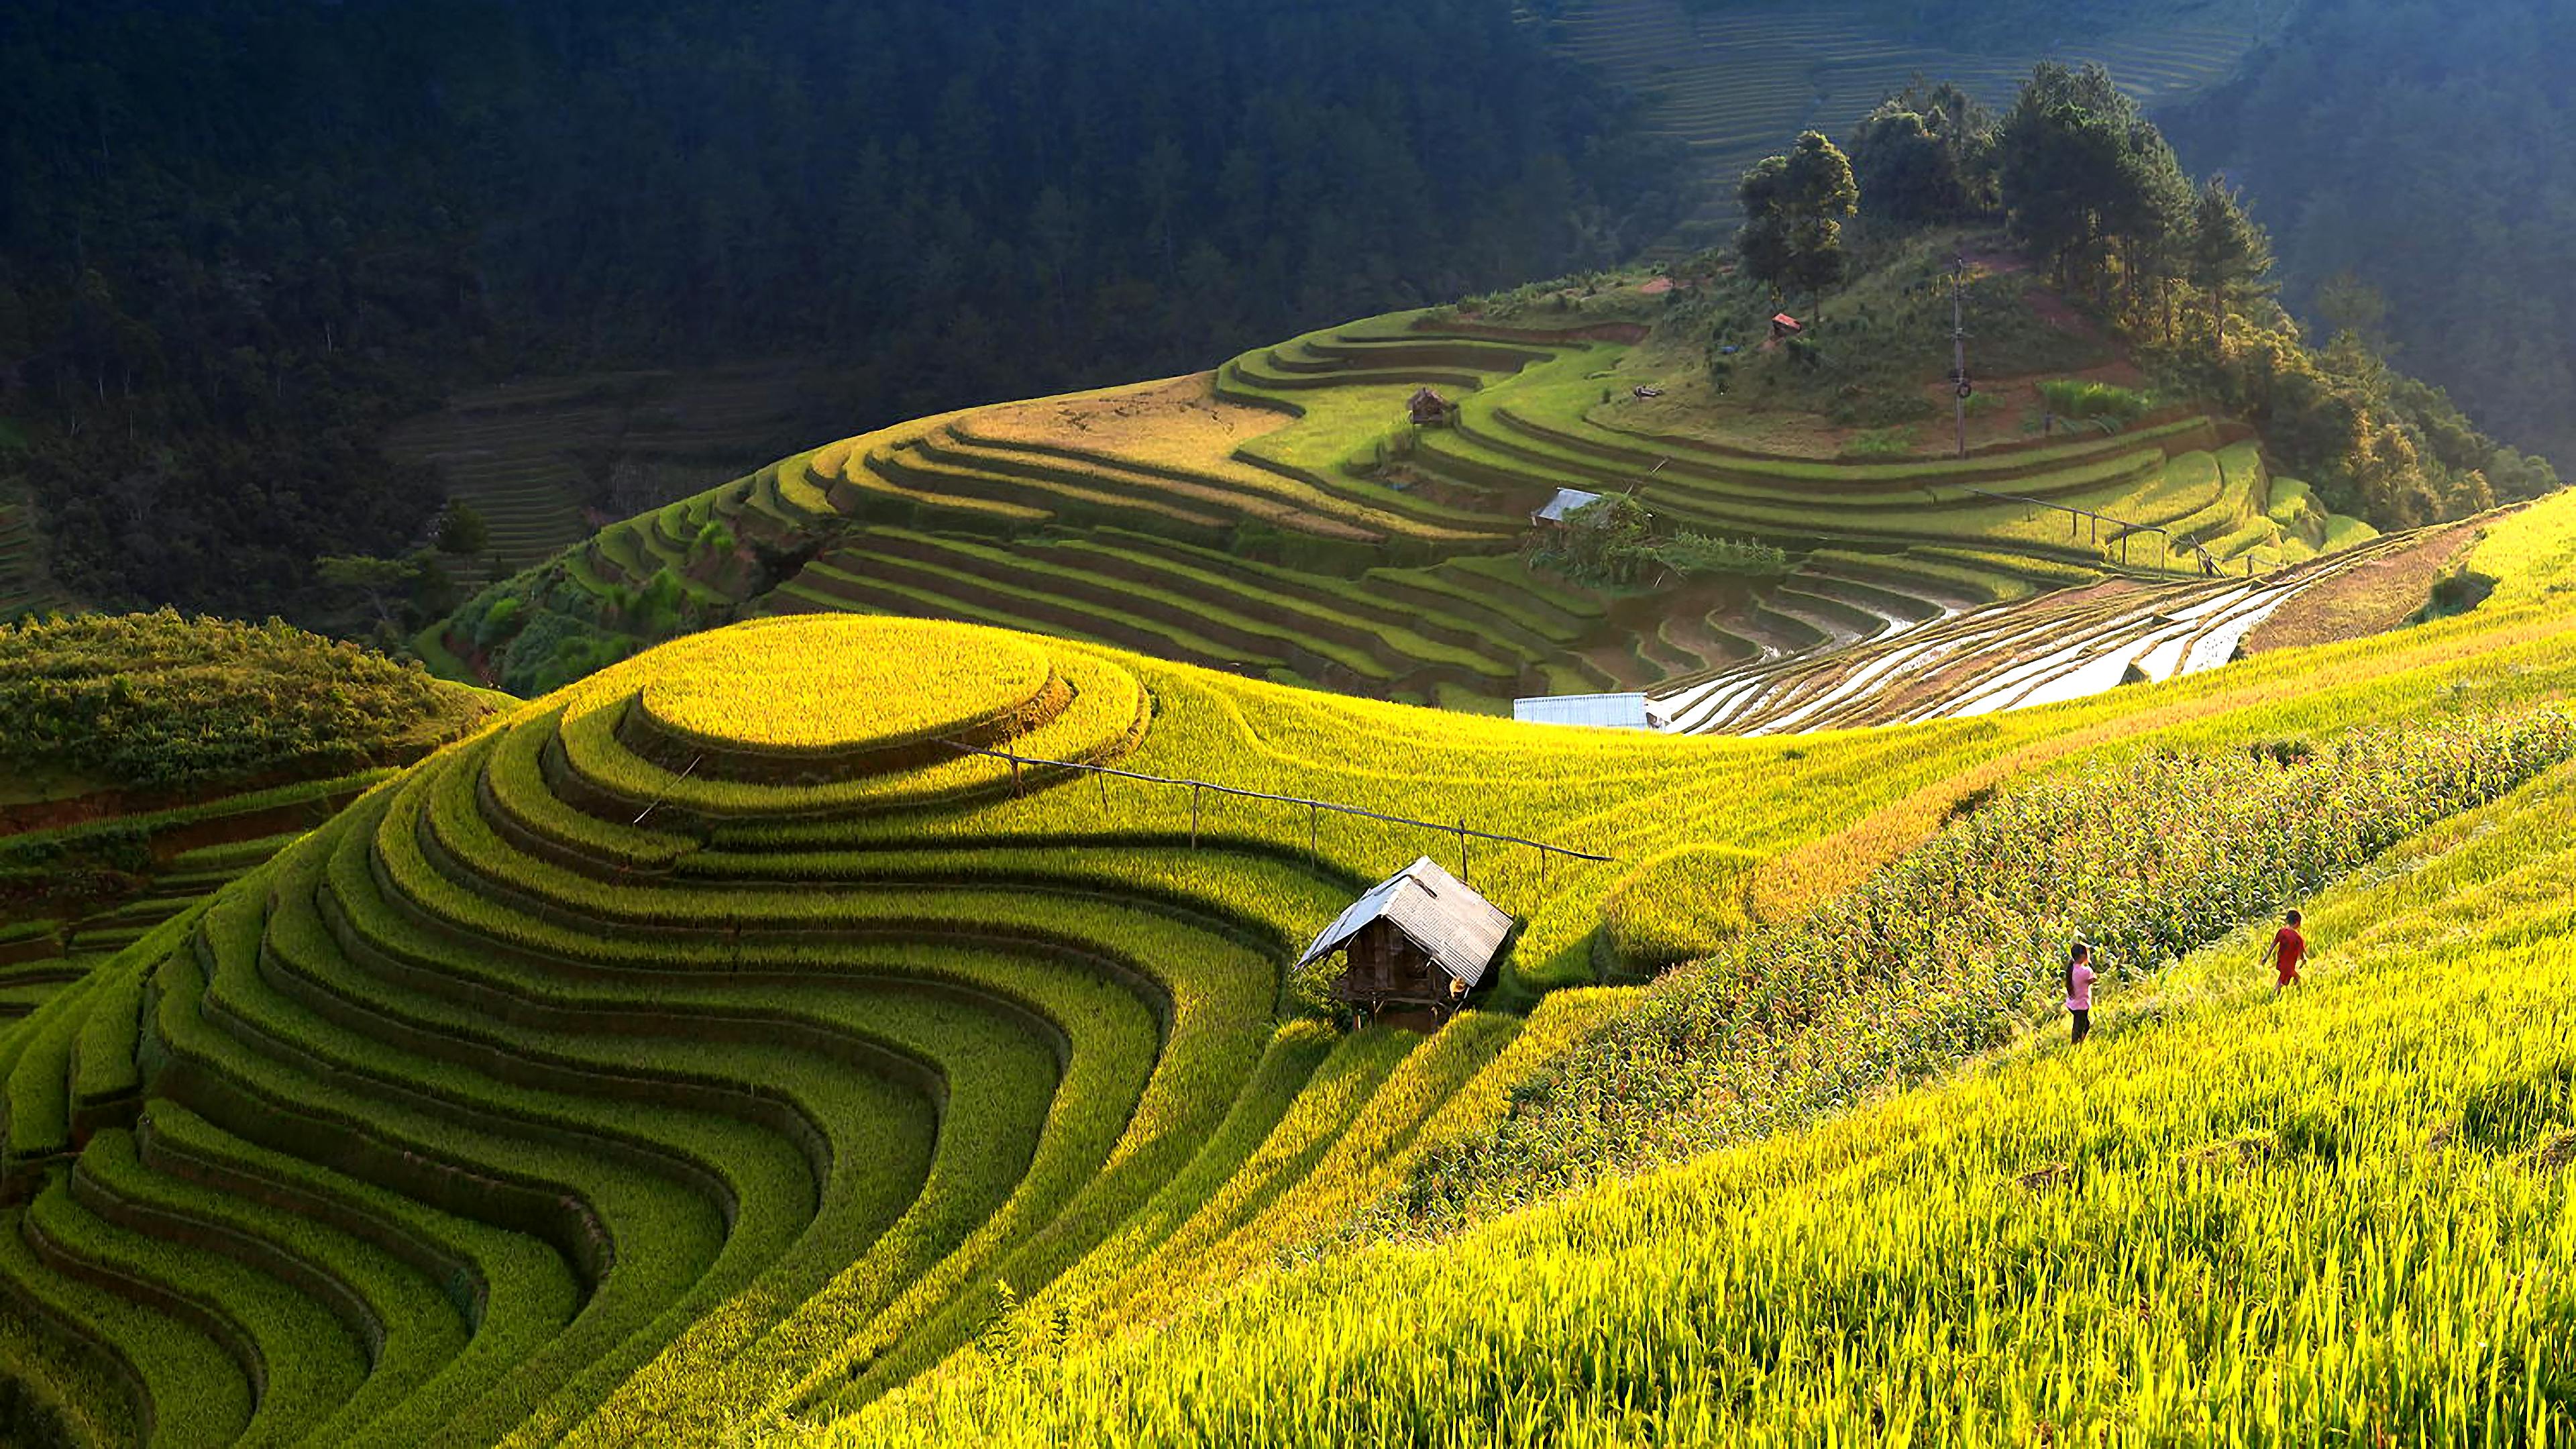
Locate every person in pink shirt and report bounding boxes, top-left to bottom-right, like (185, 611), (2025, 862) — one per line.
(2065, 940), (2096, 1044)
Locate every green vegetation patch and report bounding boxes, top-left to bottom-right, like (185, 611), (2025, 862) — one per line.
(0, 613), (492, 796)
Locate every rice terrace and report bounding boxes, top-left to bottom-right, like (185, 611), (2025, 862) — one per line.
(5, 0), (2576, 1444)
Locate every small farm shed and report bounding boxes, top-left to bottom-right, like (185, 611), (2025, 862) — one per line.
(1531, 487), (1603, 527)
(1770, 312), (1804, 339)
(1407, 386), (1455, 426)
(1296, 857), (1511, 1014)
(1511, 692), (1653, 730)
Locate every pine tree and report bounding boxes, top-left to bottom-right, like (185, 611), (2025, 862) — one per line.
(1997, 64), (2191, 305)
(2188, 176), (2275, 344)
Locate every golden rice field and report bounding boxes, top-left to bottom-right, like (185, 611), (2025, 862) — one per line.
(965, 374), (1297, 480)
(830, 752), (2576, 1445)
(5, 485), (2574, 1443)
(633, 616), (1057, 756)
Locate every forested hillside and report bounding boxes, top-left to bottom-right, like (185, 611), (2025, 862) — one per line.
(2164, 0), (2576, 470)
(0, 0), (1684, 622)
(1660, 0), (2292, 49)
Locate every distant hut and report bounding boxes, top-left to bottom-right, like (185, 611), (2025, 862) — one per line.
(1407, 386), (1456, 427)
(1529, 486), (1603, 529)
(1770, 312), (1805, 340)
(1296, 857), (1512, 1018)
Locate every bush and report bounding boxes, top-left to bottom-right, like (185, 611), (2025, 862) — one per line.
(2418, 568), (2499, 623)
(476, 596), (527, 649)
(2039, 378), (2154, 427)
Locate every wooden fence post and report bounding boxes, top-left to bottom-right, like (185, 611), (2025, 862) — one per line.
(1458, 819), (1469, 881)
(1191, 784), (1201, 849)
(1309, 802), (1319, 863)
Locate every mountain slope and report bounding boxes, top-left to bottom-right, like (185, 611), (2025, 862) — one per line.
(439, 246), (2409, 730)
(0, 487), (2571, 1442)
(1544, 0), (2275, 251)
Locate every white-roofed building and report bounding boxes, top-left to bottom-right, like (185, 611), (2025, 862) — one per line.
(1295, 857), (1511, 1014)
(1512, 692), (1654, 730)
(1531, 487), (1604, 526)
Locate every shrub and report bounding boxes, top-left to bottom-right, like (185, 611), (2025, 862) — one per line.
(2418, 567), (2499, 623)
(476, 595), (527, 649)
(2039, 378), (2154, 427)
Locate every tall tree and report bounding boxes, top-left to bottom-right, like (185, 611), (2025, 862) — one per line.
(1738, 131), (1860, 297)
(2187, 176), (2275, 343)
(1848, 81), (1997, 225)
(1996, 63), (2190, 303)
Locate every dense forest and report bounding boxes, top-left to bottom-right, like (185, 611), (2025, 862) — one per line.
(1658, 0), (2287, 48)
(0, 0), (1685, 621)
(2162, 0), (2576, 470)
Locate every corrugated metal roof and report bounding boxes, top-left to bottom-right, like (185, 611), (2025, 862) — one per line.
(1532, 487), (1604, 524)
(1513, 692), (1653, 730)
(1294, 857), (1513, 989)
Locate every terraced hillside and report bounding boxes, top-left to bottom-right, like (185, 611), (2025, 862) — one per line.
(388, 364), (842, 592)
(11, 482), (2576, 1442)
(830, 688), (2576, 1442)
(444, 277), (2376, 721)
(1651, 525), (2431, 734)
(0, 773), (398, 1028)
(0, 617), (498, 1036)
(0, 502), (71, 620)
(0, 611), (1975, 1444)
(1544, 0), (2275, 250)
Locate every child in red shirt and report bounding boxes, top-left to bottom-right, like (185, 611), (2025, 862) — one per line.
(2260, 908), (2306, 991)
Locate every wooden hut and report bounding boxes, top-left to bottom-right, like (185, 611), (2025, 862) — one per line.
(1295, 857), (1512, 1016)
(1407, 386), (1455, 427)
(1770, 312), (1805, 339)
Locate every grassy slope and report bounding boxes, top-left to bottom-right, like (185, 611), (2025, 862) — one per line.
(837, 754), (2576, 1445)
(6, 495), (2563, 1444)
(817, 492), (2576, 1446)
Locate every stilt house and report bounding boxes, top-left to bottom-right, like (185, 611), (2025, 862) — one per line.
(1296, 857), (1512, 1014)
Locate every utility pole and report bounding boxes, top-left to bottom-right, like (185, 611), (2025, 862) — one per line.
(1950, 254), (1972, 460)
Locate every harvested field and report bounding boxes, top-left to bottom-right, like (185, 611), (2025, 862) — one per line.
(2245, 519), (2485, 654)
(970, 374), (1291, 468)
